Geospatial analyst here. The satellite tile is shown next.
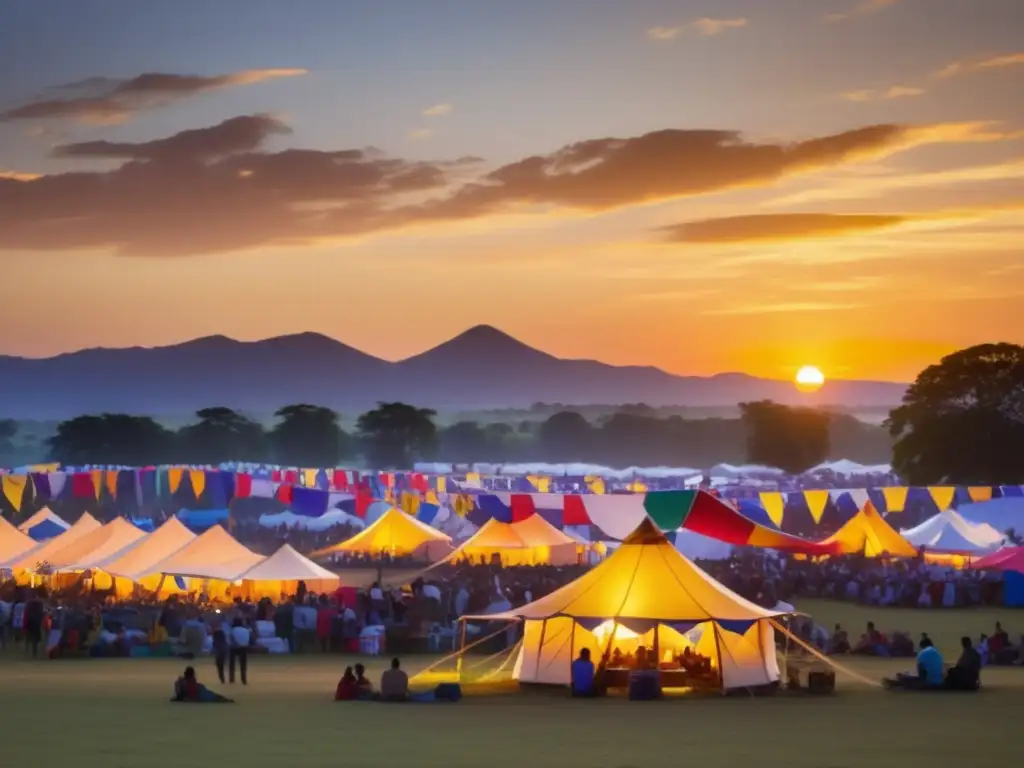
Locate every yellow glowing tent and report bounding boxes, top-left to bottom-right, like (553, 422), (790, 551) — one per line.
(0, 515), (36, 563)
(312, 507), (452, 561)
(149, 524), (264, 582)
(467, 518), (786, 690)
(821, 502), (916, 558)
(237, 543), (340, 600)
(92, 517), (197, 597)
(449, 514), (582, 566)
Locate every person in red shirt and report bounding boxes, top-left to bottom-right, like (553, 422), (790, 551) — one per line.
(335, 666), (358, 701)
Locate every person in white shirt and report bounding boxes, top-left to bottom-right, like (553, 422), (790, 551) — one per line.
(229, 618), (250, 685)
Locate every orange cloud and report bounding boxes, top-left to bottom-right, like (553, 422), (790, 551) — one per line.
(841, 85), (925, 102)
(422, 103), (452, 117)
(825, 0), (897, 23)
(659, 213), (907, 244)
(935, 52), (1024, 79)
(0, 68), (308, 124)
(647, 17), (746, 40)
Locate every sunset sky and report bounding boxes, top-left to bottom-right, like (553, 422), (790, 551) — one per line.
(1, 0), (1021, 382)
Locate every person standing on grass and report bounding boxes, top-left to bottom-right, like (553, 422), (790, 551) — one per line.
(229, 617), (250, 685)
(212, 621), (229, 684)
(23, 592), (44, 658)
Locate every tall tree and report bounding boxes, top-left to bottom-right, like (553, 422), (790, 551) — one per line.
(177, 407), (267, 464)
(48, 414), (177, 465)
(739, 400), (830, 474)
(0, 418), (17, 457)
(356, 402), (438, 468)
(887, 343), (1024, 484)
(268, 404), (349, 467)
(539, 410), (593, 461)
(438, 421), (488, 462)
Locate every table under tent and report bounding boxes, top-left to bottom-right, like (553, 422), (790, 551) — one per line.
(458, 518), (790, 693)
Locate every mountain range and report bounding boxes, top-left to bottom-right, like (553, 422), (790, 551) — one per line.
(0, 325), (908, 418)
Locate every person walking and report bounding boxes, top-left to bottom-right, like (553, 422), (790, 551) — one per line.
(229, 617), (250, 685)
(212, 621), (229, 684)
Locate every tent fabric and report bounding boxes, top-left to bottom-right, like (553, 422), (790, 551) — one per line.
(901, 509), (1004, 554)
(4, 513), (102, 570)
(313, 507), (452, 561)
(971, 547), (1024, 572)
(448, 514), (581, 566)
(0, 515), (36, 563)
(47, 518), (148, 572)
(238, 543), (339, 582)
(672, 529), (734, 561)
(820, 502), (917, 558)
(149, 524), (264, 581)
(18, 508), (71, 541)
(491, 518), (782, 691)
(96, 518), (196, 580)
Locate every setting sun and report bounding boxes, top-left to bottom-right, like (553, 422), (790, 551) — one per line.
(795, 365), (826, 393)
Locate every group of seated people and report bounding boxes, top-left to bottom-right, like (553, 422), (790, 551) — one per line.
(884, 636), (982, 691)
(335, 658), (410, 701)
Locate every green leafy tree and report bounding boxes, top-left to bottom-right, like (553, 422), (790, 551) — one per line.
(269, 404), (349, 467)
(538, 410), (593, 461)
(439, 421), (488, 462)
(356, 402), (438, 468)
(739, 400), (830, 474)
(48, 414), (177, 465)
(0, 418), (17, 457)
(178, 407), (267, 464)
(887, 343), (1024, 484)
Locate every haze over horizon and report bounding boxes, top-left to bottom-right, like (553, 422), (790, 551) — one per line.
(2, 0), (1022, 382)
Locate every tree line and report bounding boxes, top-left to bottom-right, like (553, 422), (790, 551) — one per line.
(13, 342), (1024, 482)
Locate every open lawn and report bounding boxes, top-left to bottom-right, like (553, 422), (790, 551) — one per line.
(2, 601), (1021, 768)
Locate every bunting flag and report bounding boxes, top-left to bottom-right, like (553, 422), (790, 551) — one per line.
(881, 486), (908, 513)
(31, 473), (52, 504)
(626, 480), (648, 493)
(758, 492), (785, 527)
(586, 476), (606, 495)
(928, 486), (956, 511)
(436, 476), (447, 493)
(527, 474), (551, 493)
(105, 470), (119, 500)
(48, 472), (67, 499)
(168, 468), (184, 494)
(189, 469), (206, 500)
(399, 491), (421, 517)
(234, 472), (252, 499)
(71, 472), (94, 499)
(291, 486), (328, 517)
(968, 486), (992, 503)
(89, 469), (103, 500)
(2, 474), (28, 511)
(803, 490), (829, 523)
(284, 469), (299, 486)
(302, 469), (318, 488)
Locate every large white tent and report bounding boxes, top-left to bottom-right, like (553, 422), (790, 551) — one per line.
(901, 509), (1004, 555)
(95, 517), (196, 581)
(148, 524), (264, 582)
(0, 516), (36, 563)
(48, 518), (148, 572)
(4, 513), (101, 570)
(236, 543), (339, 599)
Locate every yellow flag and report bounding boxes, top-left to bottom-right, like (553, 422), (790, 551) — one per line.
(759, 492), (785, 527)
(303, 469), (318, 488)
(803, 490), (829, 523)
(437, 477), (447, 493)
(106, 470), (119, 499)
(587, 477), (606, 495)
(881, 486), (908, 513)
(2, 474), (28, 511)
(189, 469), (206, 499)
(401, 491), (420, 516)
(90, 469), (103, 500)
(425, 490), (439, 505)
(928, 486), (955, 510)
(968, 487), (992, 503)
(168, 468), (184, 494)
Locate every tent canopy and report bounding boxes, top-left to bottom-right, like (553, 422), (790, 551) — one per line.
(479, 518), (784, 623)
(239, 543), (339, 582)
(449, 514), (581, 566)
(4, 513), (101, 570)
(313, 507), (451, 559)
(821, 502), (916, 558)
(0, 516), (36, 563)
(971, 546), (1024, 572)
(902, 509), (1004, 554)
(149, 524), (264, 581)
(18, 507), (71, 541)
(48, 518), (148, 572)
(96, 517), (196, 580)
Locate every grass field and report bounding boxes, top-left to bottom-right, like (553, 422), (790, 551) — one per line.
(2, 601), (1021, 768)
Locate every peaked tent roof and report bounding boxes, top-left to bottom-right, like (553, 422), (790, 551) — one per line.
(48, 518), (148, 571)
(4, 513), (101, 570)
(0, 516), (37, 563)
(148, 524), (264, 581)
(238, 543), (339, 582)
(18, 507), (71, 541)
(821, 502), (917, 558)
(971, 546), (1024, 571)
(96, 517), (196, 580)
(312, 507), (451, 557)
(455, 514), (579, 553)
(902, 509), (1004, 553)
(479, 518), (785, 623)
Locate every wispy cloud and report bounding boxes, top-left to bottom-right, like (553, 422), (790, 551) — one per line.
(825, 0), (897, 23)
(422, 103), (452, 117)
(659, 213), (907, 244)
(0, 68), (308, 125)
(935, 52), (1024, 79)
(841, 85), (925, 102)
(408, 128), (432, 140)
(0, 170), (42, 181)
(647, 17), (747, 41)
(704, 302), (862, 316)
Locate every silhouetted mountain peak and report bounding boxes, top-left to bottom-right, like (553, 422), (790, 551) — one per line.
(400, 324), (556, 366)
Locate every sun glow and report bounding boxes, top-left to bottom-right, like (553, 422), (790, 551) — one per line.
(795, 365), (825, 393)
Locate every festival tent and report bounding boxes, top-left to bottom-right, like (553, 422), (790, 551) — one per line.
(820, 502), (917, 558)
(448, 514), (582, 566)
(312, 507), (452, 561)
(92, 517), (197, 596)
(236, 543), (340, 599)
(149, 524), (264, 582)
(469, 518), (786, 691)
(970, 547), (1024, 572)
(3, 513), (101, 571)
(901, 509), (1004, 555)
(47, 518), (148, 572)
(0, 516), (36, 563)
(672, 529), (734, 561)
(18, 507), (71, 541)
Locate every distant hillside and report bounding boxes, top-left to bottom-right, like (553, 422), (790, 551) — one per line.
(0, 325), (907, 419)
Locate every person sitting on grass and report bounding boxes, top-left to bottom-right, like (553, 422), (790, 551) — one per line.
(571, 648), (596, 697)
(354, 663), (373, 698)
(884, 637), (944, 690)
(853, 622), (888, 656)
(172, 666), (233, 703)
(946, 637), (982, 690)
(335, 666), (358, 701)
(829, 624), (850, 654)
(379, 657), (409, 702)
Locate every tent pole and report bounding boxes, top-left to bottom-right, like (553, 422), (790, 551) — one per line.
(712, 623), (725, 694)
(534, 619), (548, 679)
(455, 619), (468, 678)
